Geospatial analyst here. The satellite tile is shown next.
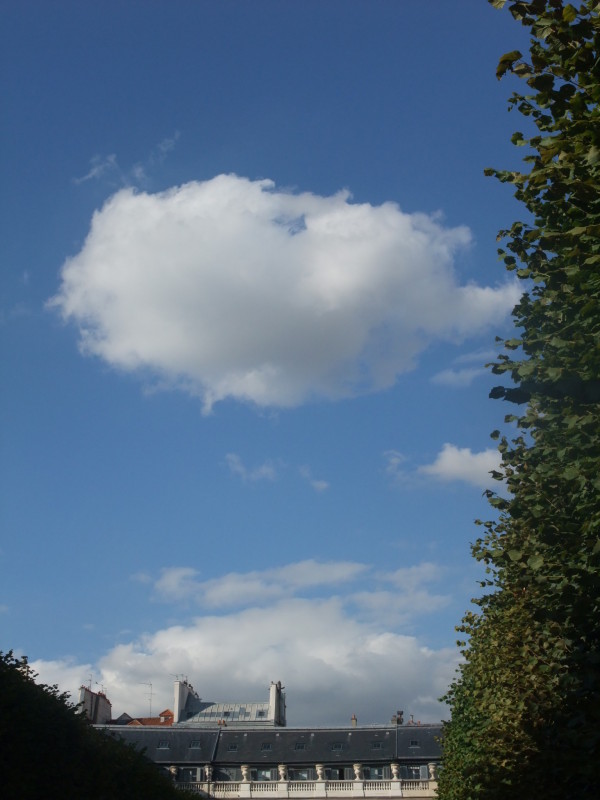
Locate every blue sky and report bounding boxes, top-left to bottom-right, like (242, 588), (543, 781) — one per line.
(1, 1), (530, 725)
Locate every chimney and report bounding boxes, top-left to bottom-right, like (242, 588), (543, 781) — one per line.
(351, 714), (357, 728)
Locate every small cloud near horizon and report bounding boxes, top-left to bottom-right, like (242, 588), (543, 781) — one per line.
(418, 443), (500, 488)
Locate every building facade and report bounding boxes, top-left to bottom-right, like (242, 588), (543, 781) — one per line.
(78, 685), (112, 724)
(98, 679), (441, 798)
(174, 679), (286, 727)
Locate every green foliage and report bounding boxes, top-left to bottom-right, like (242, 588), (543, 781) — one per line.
(0, 651), (189, 800)
(438, 2), (600, 798)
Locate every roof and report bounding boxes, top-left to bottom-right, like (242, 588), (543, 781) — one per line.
(101, 725), (442, 765)
(104, 727), (220, 764)
(126, 713), (173, 727)
(184, 702), (272, 726)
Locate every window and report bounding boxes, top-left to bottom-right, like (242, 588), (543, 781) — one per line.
(331, 742), (344, 752)
(326, 768), (345, 780)
(294, 742), (306, 751)
(261, 742), (272, 751)
(371, 741), (382, 750)
(189, 740), (201, 749)
(290, 769), (309, 781)
(365, 767), (384, 780)
(409, 739), (420, 747)
(223, 710), (231, 717)
(228, 744), (238, 752)
(157, 740), (169, 749)
(257, 710), (266, 717)
(400, 766), (421, 780)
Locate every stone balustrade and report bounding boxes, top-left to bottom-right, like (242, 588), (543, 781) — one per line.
(176, 777), (438, 798)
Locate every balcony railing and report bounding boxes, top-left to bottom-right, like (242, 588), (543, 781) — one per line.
(176, 778), (437, 798)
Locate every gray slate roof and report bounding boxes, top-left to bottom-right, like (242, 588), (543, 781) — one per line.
(102, 725), (441, 765)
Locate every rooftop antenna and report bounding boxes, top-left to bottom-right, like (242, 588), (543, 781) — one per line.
(88, 673), (93, 690)
(95, 681), (106, 695)
(140, 682), (154, 717)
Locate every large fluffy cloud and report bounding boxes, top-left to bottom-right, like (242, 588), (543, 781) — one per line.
(50, 175), (520, 410)
(31, 560), (458, 726)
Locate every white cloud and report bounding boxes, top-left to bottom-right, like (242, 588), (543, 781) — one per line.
(73, 154), (120, 185)
(154, 560), (368, 607)
(73, 135), (179, 189)
(431, 348), (496, 387)
(453, 348), (496, 365)
(225, 453), (278, 482)
(29, 561), (459, 725)
(50, 175), (520, 411)
(351, 563), (450, 626)
(383, 449), (408, 483)
(29, 656), (93, 694)
(31, 595), (458, 726)
(430, 366), (483, 387)
(154, 567), (200, 601)
(157, 131), (180, 156)
(418, 443), (500, 488)
(351, 589), (450, 625)
(381, 562), (443, 591)
(299, 465), (329, 492)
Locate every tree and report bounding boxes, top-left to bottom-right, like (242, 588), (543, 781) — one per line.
(0, 650), (190, 800)
(438, 2), (600, 798)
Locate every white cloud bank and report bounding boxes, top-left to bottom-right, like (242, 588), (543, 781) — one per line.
(50, 175), (520, 411)
(419, 443), (500, 488)
(31, 560), (458, 726)
(154, 559), (369, 607)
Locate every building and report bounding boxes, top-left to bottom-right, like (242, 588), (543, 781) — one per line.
(78, 685), (112, 724)
(174, 679), (286, 727)
(98, 680), (441, 798)
(111, 708), (174, 726)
